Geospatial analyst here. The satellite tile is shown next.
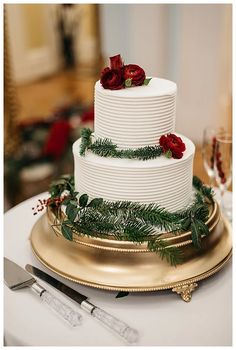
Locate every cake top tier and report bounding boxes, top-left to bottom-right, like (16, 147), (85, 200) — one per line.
(94, 77), (177, 149)
(95, 77), (177, 98)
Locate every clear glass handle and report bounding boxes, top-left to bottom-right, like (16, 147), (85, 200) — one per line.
(31, 283), (82, 327)
(92, 306), (139, 344)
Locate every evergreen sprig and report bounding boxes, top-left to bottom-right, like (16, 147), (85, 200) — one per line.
(80, 128), (163, 160)
(47, 175), (214, 266)
(80, 128), (93, 156)
(148, 239), (183, 266)
(90, 139), (163, 160)
(193, 175), (214, 203)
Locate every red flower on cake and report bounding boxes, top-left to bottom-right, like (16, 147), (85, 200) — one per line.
(123, 64), (146, 86)
(100, 54), (151, 90)
(110, 54), (123, 70)
(159, 133), (186, 159)
(100, 67), (124, 90)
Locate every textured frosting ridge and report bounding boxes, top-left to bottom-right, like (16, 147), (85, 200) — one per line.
(94, 78), (177, 149)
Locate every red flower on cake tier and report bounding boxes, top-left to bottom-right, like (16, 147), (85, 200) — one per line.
(100, 54), (151, 90)
(159, 133), (186, 159)
(123, 64), (146, 86)
(100, 67), (124, 90)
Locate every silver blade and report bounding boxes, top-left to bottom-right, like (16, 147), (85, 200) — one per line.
(4, 258), (36, 290)
(25, 264), (88, 304)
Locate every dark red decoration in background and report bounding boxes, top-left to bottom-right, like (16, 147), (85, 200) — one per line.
(81, 107), (94, 124)
(215, 141), (226, 184)
(42, 120), (71, 159)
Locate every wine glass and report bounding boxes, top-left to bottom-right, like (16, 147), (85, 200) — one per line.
(202, 127), (225, 187)
(214, 133), (232, 221)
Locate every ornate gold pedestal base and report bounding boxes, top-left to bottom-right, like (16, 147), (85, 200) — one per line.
(30, 201), (232, 302)
(172, 283), (198, 302)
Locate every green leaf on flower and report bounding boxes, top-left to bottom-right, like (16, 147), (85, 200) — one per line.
(61, 224), (73, 241)
(79, 194), (89, 208)
(125, 78), (132, 87)
(143, 78), (152, 85)
(164, 149), (172, 158)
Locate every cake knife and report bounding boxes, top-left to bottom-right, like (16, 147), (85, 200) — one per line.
(25, 264), (139, 344)
(4, 258), (82, 327)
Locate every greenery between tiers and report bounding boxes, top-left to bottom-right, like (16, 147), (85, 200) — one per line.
(48, 175), (214, 266)
(80, 128), (166, 160)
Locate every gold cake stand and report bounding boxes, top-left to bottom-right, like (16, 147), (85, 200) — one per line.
(30, 200), (232, 302)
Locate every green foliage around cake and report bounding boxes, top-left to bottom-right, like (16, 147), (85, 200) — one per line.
(47, 174), (214, 266)
(79, 128), (93, 156)
(79, 128), (164, 160)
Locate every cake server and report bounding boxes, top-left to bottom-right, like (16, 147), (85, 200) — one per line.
(4, 258), (82, 327)
(25, 263), (139, 344)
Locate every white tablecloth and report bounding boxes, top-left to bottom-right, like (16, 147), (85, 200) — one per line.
(4, 192), (232, 346)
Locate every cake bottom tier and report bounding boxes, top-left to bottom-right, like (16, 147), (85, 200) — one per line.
(73, 135), (195, 212)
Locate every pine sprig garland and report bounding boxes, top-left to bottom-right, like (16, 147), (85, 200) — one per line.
(148, 239), (183, 266)
(80, 128), (163, 161)
(47, 175), (214, 266)
(193, 175), (215, 203)
(80, 128), (93, 156)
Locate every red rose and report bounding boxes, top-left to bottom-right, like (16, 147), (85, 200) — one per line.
(123, 64), (146, 86)
(110, 54), (123, 70)
(159, 134), (186, 159)
(100, 67), (124, 90)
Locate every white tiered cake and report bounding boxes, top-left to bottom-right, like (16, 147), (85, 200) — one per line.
(30, 58), (231, 297)
(73, 77), (195, 212)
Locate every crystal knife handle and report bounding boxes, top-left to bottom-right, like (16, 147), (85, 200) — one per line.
(81, 300), (139, 343)
(31, 282), (82, 327)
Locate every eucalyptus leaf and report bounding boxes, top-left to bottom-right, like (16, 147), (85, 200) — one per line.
(66, 203), (79, 221)
(88, 198), (103, 208)
(61, 224), (73, 241)
(61, 198), (71, 205)
(70, 200), (78, 206)
(79, 194), (89, 208)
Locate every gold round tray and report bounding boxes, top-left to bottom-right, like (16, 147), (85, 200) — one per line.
(30, 202), (232, 302)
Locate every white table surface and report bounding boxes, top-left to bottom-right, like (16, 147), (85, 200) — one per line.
(4, 192), (232, 346)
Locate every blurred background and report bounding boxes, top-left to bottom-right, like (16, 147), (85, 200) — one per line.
(4, 3), (232, 211)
